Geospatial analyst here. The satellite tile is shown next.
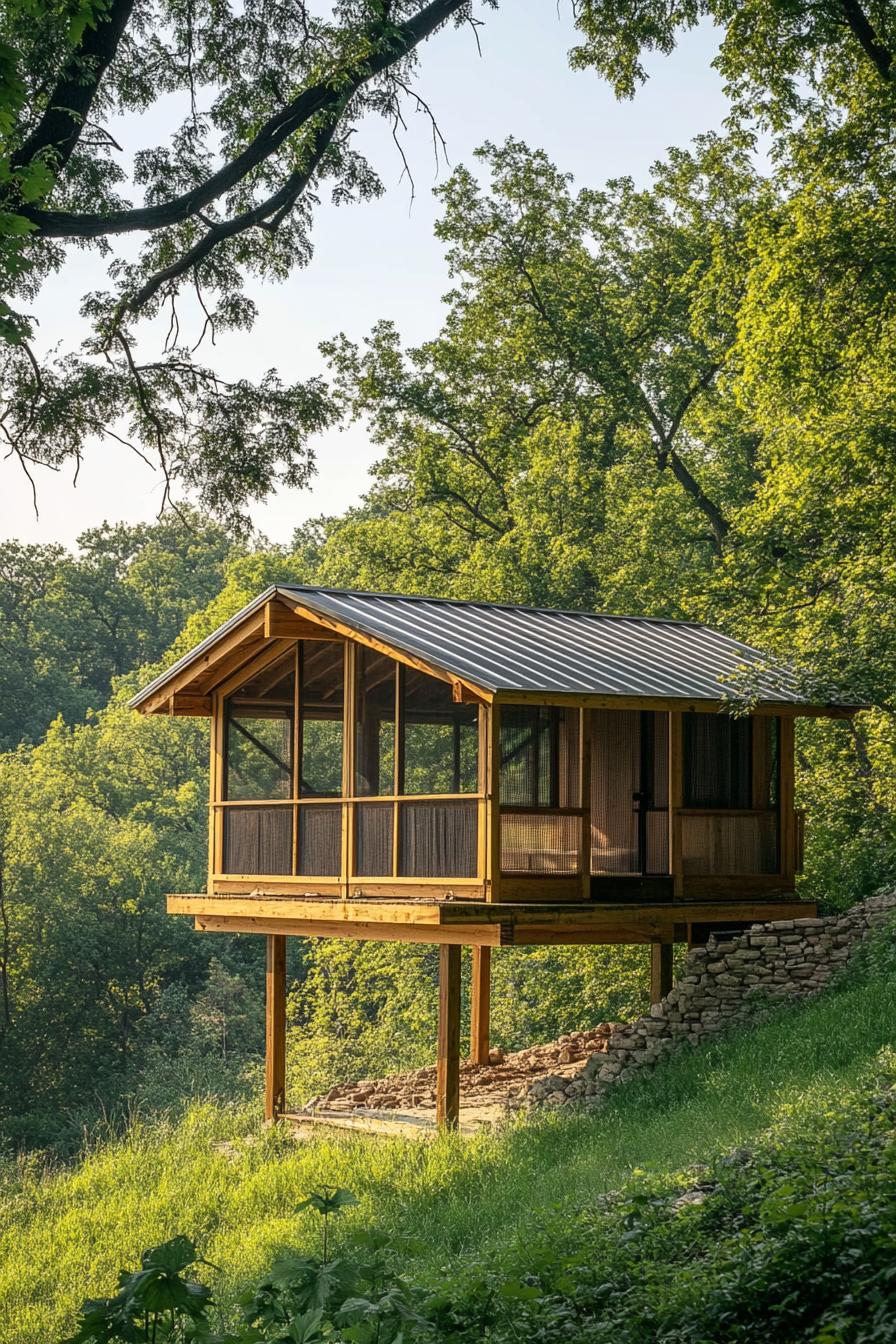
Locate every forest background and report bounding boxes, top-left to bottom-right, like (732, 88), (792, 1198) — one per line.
(1, 0), (896, 1154)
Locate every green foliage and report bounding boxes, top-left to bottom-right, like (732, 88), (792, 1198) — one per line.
(2, 927), (895, 1343)
(64, 1236), (216, 1344)
(320, 134), (761, 605)
(41, 931), (896, 1343)
(0, 511), (235, 749)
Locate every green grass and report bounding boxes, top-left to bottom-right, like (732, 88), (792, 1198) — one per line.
(2, 951), (895, 1344)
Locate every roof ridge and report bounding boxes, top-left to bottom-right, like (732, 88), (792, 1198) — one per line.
(278, 583), (709, 630)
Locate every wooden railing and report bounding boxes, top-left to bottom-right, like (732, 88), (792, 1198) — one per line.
(676, 807), (780, 877)
(211, 794), (484, 886)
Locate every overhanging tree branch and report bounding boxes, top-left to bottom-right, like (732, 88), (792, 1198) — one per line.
(837, 0), (894, 81)
(120, 112), (342, 316)
(22, 0), (467, 240)
(11, 0), (138, 174)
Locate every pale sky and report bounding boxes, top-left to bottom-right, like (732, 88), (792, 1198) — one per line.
(3, 7), (729, 549)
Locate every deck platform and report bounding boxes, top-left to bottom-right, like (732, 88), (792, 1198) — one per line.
(168, 891), (817, 946)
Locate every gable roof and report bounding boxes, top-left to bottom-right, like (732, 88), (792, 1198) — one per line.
(129, 584), (859, 714)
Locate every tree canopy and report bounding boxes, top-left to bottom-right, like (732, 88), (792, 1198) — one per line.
(2, 0), (896, 1154)
(1, 0), (481, 524)
(3, 0), (894, 522)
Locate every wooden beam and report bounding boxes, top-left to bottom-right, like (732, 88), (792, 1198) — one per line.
(498, 876), (586, 903)
(277, 593), (490, 705)
(208, 638), (295, 700)
(171, 892), (815, 930)
(135, 613), (266, 714)
(436, 944), (461, 1130)
(196, 914), (504, 946)
(470, 945), (491, 1064)
(265, 934), (286, 1122)
(492, 690), (860, 718)
(169, 693), (213, 716)
(650, 941), (674, 1004)
(263, 599), (346, 641)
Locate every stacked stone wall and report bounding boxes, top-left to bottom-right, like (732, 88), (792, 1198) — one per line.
(525, 891), (896, 1110)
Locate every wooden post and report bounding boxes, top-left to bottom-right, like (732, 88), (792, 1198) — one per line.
(487, 703), (502, 902)
(209, 693), (225, 888)
(265, 934), (286, 1121)
(650, 941), (673, 1005)
(668, 711), (684, 897)
(436, 943), (461, 1130)
(470, 945), (491, 1065)
(778, 716), (796, 881)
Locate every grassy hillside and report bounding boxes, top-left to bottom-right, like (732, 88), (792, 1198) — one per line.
(2, 935), (895, 1344)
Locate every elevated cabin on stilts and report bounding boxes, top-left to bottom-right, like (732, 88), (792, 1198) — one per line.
(130, 586), (860, 1130)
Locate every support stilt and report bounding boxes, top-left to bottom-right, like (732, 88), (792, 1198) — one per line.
(470, 945), (491, 1065)
(436, 943), (461, 1130)
(265, 934), (286, 1121)
(650, 941), (674, 1005)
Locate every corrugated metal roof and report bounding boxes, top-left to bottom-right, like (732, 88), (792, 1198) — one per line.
(130, 584), (832, 709)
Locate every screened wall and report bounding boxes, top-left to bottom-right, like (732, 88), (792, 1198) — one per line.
(588, 709), (781, 879)
(216, 640), (482, 883)
(213, 639), (785, 890)
(679, 713), (780, 875)
(220, 642), (345, 877)
(590, 709), (669, 875)
(499, 706), (583, 875)
(353, 652), (480, 880)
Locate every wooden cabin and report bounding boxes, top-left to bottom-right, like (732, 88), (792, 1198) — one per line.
(131, 585), (859, 1128)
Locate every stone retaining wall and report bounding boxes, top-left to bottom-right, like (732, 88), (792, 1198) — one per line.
(524, 890), (896, 1110)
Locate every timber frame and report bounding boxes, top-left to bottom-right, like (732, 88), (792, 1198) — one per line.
(131, 586), (863, 1129)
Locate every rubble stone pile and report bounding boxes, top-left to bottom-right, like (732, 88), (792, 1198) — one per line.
(305, 1024), (617, 1114)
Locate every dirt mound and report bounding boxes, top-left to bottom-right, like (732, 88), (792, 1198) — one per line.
(303, 1022), (617, 1116)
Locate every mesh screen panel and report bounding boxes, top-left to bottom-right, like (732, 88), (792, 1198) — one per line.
(753, 716), (780, 808)
(681, 811), (779, 875)
(652, 713), (669, 807)
(399, 666), (479, 794)
(684, 713), (752, 808)
(500, 707), (579, 808)
(226, 707), (293, 800)
(646, 810), (670, 875)
(354, 803), (393, 877)
(297, 805), (341, 877)
(500, 812), (581, 874)
(355, 648), (396, 796)
(222, 806), (292, 874)
(300, 641), (344, 798)
(399, 800), (477, 878)
(225, 652), (294, 800)
(589, 710), (669, 874)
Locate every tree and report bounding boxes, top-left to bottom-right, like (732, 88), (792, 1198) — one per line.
(0, 0), (480, 525)
(571, 0), (895, 124)
(318, 135), (763, 607)
(0, 702), (210, 1145)
(0, 510), (235, 747)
